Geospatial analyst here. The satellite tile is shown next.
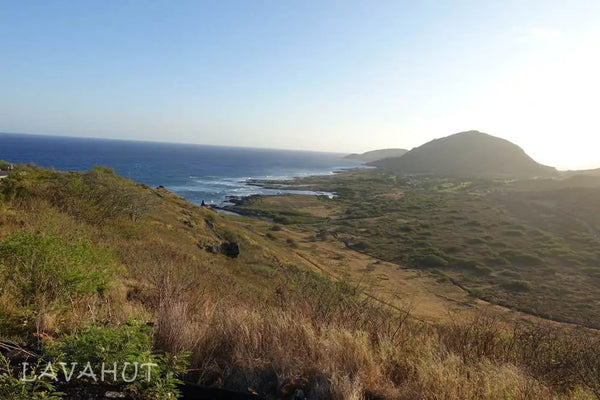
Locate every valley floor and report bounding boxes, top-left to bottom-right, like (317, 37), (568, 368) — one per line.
(228, 170), (600, 330)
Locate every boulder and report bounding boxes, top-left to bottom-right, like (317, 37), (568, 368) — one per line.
(220, 242), (240, 258)
(198, 241), (239, 258)
(198, 242), (218, 254)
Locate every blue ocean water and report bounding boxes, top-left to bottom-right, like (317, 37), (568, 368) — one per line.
(0, 133), (362, 205)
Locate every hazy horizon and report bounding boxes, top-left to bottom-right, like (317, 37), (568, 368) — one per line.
(2, 1), (599, 169)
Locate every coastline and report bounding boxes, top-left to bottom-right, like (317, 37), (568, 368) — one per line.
(206, 166), (371, 209)
(213, 168), (358, 216)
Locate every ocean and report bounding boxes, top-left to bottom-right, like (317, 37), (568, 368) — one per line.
(0, 133), (363, 205)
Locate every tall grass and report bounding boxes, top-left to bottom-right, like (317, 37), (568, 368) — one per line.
(153, 267), (599, 399)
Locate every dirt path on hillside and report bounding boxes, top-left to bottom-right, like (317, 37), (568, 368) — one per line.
(573, 216), (600, 241)
(285, 231), (486, 324)
(234, 212), (592, 329)
(291, 230), (600, 332)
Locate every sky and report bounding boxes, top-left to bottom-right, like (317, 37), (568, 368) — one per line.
(1, 1), (599, 169)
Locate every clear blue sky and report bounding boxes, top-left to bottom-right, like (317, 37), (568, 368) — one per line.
(1, 1), (599, 168)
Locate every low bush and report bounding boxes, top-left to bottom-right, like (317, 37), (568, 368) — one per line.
(220, 228), (239, 242)
(410, 254), (448, 269)
(466, 237), (486, 245)
(484, 256), (509, 267)
(266, 232), (277, 240)
(502, 229), (525, 237)
(500, 280), (532, 292)
(350, 241), (370, 251)
(0, 231), (118, 333)
(0, 354), (63, 399)
(500, 250), (544, 266)
(46, 322), (189, 399)
(273, 216), (291, 224)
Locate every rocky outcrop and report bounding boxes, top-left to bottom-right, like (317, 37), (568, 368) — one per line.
(198, 241), (240, 258)
(219, 242), (240, 258)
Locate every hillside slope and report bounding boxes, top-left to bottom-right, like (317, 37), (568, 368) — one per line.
(371, 131), (556, 177)
(345, 148), (407, 162)
(0, 165), (598, 399)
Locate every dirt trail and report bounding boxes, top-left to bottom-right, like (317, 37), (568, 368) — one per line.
(286, 234), (482, 324)
(235, 211), (594, 329)
(290, 230), (598, 330)
(574, 216), (600, 241)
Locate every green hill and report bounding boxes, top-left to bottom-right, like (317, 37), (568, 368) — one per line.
(371, 131), (557, 177)
(345, 148), (407, 162)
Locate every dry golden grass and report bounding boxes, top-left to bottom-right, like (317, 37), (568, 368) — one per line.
(2, 166), (599, 399)
(153, 285), (597, 400)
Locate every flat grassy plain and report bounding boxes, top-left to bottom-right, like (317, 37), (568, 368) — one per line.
(1, 165), (600, 399)
(233, 170), (600, 329)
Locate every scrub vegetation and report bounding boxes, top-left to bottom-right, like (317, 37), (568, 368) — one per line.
(236, 170), (600, 328)
(1, 164), (600, 399)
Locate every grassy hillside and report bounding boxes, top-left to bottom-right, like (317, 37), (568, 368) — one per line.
(1, 165), (600, 399)
(371, 131), (557, 178)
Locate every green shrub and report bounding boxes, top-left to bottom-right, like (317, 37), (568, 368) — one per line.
(315, 229), (329, 241)
(454, 259), (493, 275)
(221, 228), (239, 242)
(501, 280), (532, 292)
(500, 250), (544, 266)
(46, 323), (154, 370)
(46, 322), (188, 399)
(350, 241), (370, 251)
(409, 254), (448, 268)
(463, 220), (482, 227)
(266, 232), (277, 240)
(454, 259), (479, 270)
(0, 354), (63, 399)
(475, 265), (493, 275)
(502, 229), (524, 237)
(273, 216), (291, 224)
(398, 225), (415, 233)
(443, 245), (462, 254)
(0, 310), (32, 341)
(0, 232), (117, 331)
(499, 270), (522, 279)
(466, 237), (486, 245)
(484, 256), (509, 266)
